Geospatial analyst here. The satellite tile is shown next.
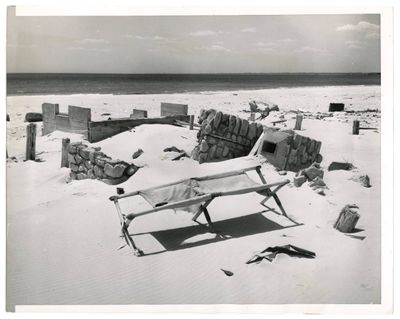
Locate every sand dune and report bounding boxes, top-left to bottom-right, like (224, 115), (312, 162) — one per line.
(6, 85), (381, 311)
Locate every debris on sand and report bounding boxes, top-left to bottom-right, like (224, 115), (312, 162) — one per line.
(350, 174), (372, 188)
(246, 245), (316, 264)
(164, 146), (184, 153)
(25, 112), (43, 122)
(328, 161), (354, 171)
(334, 205), (360, 233)
(132, 148), (144, 159)
(293, 175), (307, 187)
(220, 269), (234, 277)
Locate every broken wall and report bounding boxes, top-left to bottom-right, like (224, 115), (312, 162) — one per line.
(192, 109), (264, 163)
(67, 142), (138, 185)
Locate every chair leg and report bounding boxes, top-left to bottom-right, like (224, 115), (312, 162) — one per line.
(202, 206), (216, 233)
(122, 219), (144, 256)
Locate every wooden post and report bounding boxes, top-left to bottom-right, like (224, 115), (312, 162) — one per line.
(250, 113), (255, 122)
(25, 123), (37, 161)
(61, 138), (70, 168)
(352, 120), (360, 135)
(334, 205), (360, 233)
(294, 114), (303, 130)
(189, 115), (195, 130)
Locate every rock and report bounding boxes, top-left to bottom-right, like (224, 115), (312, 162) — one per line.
(6, 114), (10, 121)
(351, 174), (371, 188)
(89, 151), (104, 163)
(216, 146), (223, 158)
(233, 116), (241, 135)
(303, 165), (324, 181)
(164, 146), (184, 153)
(79, 147), (92, 160)
(104, 163), (127, 178)
(125, 165), (139, 176)
(315, 141), (322, 154)
(278, 170), (287, 175)
(309, 176), (326, 188)
(132, 149), (144, 159)
(87, 169), (96, 179)
(315, 153), (323, 163)
(76, 173), (87, 180)
(222, 145), (230, 157)
(74, 154), (84, 164)
(24, 112), (43, 122)
(84, 161), (93, 169)
(78, 164), (86, 172)
(198, 153), (208, 164)
(93, 165), (104, 178)
(328, 161), (354, 171)
(228, 115), (236, 131)
(204, 123), (213, 134)
(239, 119), (249, 136)
(293, 175), (307, 187)
(69, 172), (77, 180)
(214, 111), (223, 128)
(293, 134), (302, 149)
(200, 140), (209, 152)
(95, 157), (106, 167)
(221, 113), (229, 125)
(209, 145), (217, 159)
(69, 163), (79, 172)
(68, 153), (77, 164)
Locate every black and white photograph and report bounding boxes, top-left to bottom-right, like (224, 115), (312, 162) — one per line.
(4, 3), (395, 314)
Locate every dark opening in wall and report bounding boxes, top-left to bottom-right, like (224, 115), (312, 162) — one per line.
(262, 141), (277, 154)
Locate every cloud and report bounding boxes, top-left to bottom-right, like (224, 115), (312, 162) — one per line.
(189, 30), (222, 36)
(135, 35), (175, 43)
(336, 21), (380, 39)
(279, 38), (296, 43)
(345, 40), (364, 50)
(295, 46), (332, 56)
(198, 44), (231, 52)
(76, 38), (109, 44)
(241, 27), (256, 33)
(255, 42), (279, 48)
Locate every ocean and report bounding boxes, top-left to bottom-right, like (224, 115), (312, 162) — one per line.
(7, 73), (380, 96)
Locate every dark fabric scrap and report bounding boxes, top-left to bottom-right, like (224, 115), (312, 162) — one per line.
(246, 244), (316, 264)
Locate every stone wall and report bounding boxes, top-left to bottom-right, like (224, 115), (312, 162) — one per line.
(257, 127), (322, 172)
(67, 142), (139, 185)
(192, 109), (264, 163)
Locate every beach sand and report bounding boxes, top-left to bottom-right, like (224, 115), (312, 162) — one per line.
(6, 85), (381, 311)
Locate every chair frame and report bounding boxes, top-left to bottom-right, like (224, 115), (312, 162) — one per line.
(109, 164), (295, 256)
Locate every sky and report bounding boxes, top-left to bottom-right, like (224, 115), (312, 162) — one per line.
(6, 7), (381, 73)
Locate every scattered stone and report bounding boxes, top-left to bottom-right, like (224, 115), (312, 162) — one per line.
(351, 174), (372, 188)
(328, 161), (354, 171)
(163, 146), (184, 153)
(303, 164), (324, 181)
(220, 269), (234, 277)
(278, 170), (287, 176)
(125, 165), (139, 176)
(132, 148), (144, 159)
(309, 176), (326, 188)
(76, 173), (87, 180)
(24, 112), (43, 122)
(293, 175), (307, 187)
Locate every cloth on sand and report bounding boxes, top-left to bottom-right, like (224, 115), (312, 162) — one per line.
(246, 244), (316, 264)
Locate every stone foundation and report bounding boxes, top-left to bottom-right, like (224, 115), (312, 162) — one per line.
(192, 109), (264, 163)
(257, 127), (322, 172)
(67, 142), (139, 185)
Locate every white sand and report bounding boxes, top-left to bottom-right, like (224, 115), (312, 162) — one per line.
(6, 85), (381, 311)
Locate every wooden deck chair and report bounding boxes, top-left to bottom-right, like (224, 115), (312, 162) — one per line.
(109, 164), (296, 256)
